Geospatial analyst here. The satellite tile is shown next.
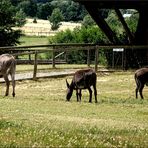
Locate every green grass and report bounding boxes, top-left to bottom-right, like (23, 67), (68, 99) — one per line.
(16, 64), (93, 73)
(18, 36), (49, 46)
(0, 72), (148, 147)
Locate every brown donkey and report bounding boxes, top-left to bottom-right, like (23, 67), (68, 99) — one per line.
(66, 68), (97, 103)
(0, 54), (16, 97)
(135, 67), (148, 99)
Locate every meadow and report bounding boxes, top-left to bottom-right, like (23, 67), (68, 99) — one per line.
(17, 18), (81, 37)
(0, 71), (148, 147)
(18, 36), (49, 46)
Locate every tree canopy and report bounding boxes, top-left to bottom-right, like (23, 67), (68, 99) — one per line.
(48, 8), (64, 30)
(11, 0), (87, 22)
(0, 0), (23, 47)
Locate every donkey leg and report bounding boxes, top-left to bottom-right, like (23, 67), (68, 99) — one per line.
(139, 84), (144, 99)
(93, 85), (97, 103)
(76, 89), (82, 102)
(135, 87), (138, 99)
(88, 87), (92, 103)
(135, 78), (140, 99)
(4, 75), (10, 96)
(135, 82), (139, 99)
(76, 89), (79, 102)
(79, 89), (82, 102)
(10, 73), (15, 97)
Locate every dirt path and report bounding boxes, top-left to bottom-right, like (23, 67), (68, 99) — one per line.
(0, 70), (75, 83)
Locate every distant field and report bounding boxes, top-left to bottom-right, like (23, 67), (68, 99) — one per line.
(18, 18), (81, 37)
(18, 36), (49, 46)
(0, 71), (148, 147)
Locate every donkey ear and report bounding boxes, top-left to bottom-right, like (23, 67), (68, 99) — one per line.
(66, 79), (70, 88)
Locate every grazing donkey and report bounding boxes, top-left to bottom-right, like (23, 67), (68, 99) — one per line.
(134, 67), (148, 99)
(66, 68), (97, 103)
(0, 54), (16, 97)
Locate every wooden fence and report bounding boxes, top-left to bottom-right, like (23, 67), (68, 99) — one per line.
(0, 43), (97, 80)
(0, 43), (148, 80)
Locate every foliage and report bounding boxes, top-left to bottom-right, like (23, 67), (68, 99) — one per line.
(125, 11), (139, 33)
(10, 0), (23, 6)
(82, 14), (96, 28)
(36, 0), (51, 2)
(106, 10), (124, 36)
(0, 0), (22, 47)
(48, 26), (109, 65)
(106, 9), (138, 40)
(48, 8), (64, 30)
(51, 0), (87, 22)
(37, 2), (53, 20)
(12, 0), (87, 22)
(15, 9), (26, 27)
(98, 9), (110, 19)
(17, 0), (37, 17)
(49, 26), (109, 44)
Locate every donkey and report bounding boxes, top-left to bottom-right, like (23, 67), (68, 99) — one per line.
(134, 67), (148, 99)
(0, 54), (16, 97)
(66, 68), (97, 103)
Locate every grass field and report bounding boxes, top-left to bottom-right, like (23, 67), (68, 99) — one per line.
(18, 36), (49, 46)
(19, 18), (81, 37)
(16, 64), (96, 73)
(0, 71), (148, 147)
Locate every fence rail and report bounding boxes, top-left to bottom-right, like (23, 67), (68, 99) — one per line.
(1, 43), (148, 50)
(16, 59), (67, 64)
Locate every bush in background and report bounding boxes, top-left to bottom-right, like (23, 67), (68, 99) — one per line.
(48, 26), (110, 65)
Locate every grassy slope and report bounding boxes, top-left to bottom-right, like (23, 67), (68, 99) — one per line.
(0, 72), (148, 147)
(18, 36), (49, 46)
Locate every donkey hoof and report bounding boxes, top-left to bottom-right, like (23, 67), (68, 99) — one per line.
(5, 93), (8, 96)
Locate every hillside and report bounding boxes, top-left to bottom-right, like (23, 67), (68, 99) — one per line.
(19, 18), (81, 36)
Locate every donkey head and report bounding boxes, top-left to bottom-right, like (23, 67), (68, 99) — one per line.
(66, 79), (73, 101)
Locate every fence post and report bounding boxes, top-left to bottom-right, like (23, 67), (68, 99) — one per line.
(112, 50), (115, 68)
(29, 54), (31, 64)
(123, 48), (127, 70)
(52, 47), (55, 68)
(95, 46), (98, 72)
(87, 49), (90, 67)
(33, 51), (38, 80)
